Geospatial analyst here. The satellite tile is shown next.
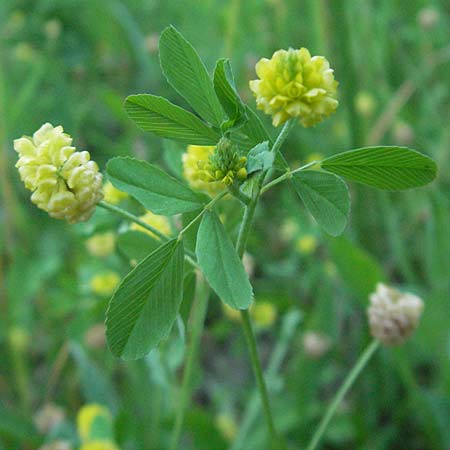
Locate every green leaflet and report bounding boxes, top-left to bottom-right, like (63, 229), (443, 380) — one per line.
(159, 26), (224, 126)
(292, 170), (350, 236)
(196, 211), (253, 309)
(213, 58), (247, 130)
(107, 156), (208, 215)
(117, 230), (162, 263)
(124, 94), (220, 145)
(106, 239), (184, 360)
(322, 146), (437, 190)
(246, 141), (274, 175)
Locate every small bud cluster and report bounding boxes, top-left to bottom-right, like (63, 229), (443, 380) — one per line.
(14, 123), (103, 223)
(182, 145), (224, 196)
(197, 138), (247, 186)
(368, 283), (424, 346)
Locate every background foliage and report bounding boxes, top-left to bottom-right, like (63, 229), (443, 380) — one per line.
(0, 0), (449, 449)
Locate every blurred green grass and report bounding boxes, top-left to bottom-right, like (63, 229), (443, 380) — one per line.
(0, 0), (449, 449)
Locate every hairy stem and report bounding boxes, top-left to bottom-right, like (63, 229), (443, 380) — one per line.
(306, 340), (380, 450)
(260, 160), (319, 194)
(170, 272), (210, 450)
(98, 201), (169, 241)
(240, 309), (278, 447)
(232, 120), (295, 447)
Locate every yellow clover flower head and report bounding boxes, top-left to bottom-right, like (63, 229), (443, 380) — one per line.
(90, 271), (121, 297)
(77, 404), (112, 442)
(130, 210), (171, 238)
(182, 145), (225, 197)
(249, 48), (338, 127)
(103, 181), (128, 204)
(14, 123), (103, 223)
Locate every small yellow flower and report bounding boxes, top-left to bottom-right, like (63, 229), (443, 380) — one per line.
(90, 271), (120, 297)
(354, 91), (376, 117)
(251, 301), (277, 329)
(85, 232), (115, 258)
(223, 300), (277, 329)
(14, 123), (103, 223)
(130, 210), (171, 238)
(182, 145), (224, 197)
(103, 181), (128, 204)
(249, 48), (338, 127)
(8, 327), (29, 351)
(14, 42), (36, 62)
(79, 441), (119, 450)
(77, 404), (111, 442)
(296, 234), (317, 255)
(215, 414), (238, 441)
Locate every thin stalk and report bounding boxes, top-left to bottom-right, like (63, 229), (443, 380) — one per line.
(260, 160), (319, 195)
(223, 0), (241, 57)
(240, 310), (278, 446)
(98, 201), (198, 268)
(328, 0), (362, 147)
(170, 272), (210, 450)
(98, 201), (169, 241)
(306, 340), (380, 450)
(270, 119), (295, 157)
(232, 120), (296, 447)
(309, 0), (329, 55)
(235, 199), (276, 442)
(231, 311), (301, 450)
(228, 183), (251, 205)
(179, 191), (228, 237)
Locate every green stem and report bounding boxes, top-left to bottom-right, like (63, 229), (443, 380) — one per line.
(270, 119), (295, 157)
(179, 191), (228, 237)
(328, 0), (362, 147)
(232, 120), (296, 447)
(240, 309), (278, 447)
(223, 0), (241, 57)
(306, 340), (380, 450)
(260, 160), (319, 195)
(98, 200), (198, 268)
(170, 272), (210, 450)
(236, 204), (278, 446)
(98, 201), (169, 241)
(228, 183), (251, 205)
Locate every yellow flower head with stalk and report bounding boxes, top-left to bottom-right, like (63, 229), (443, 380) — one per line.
(14, 123), (103, 223)
(249, 48), (338, 127)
